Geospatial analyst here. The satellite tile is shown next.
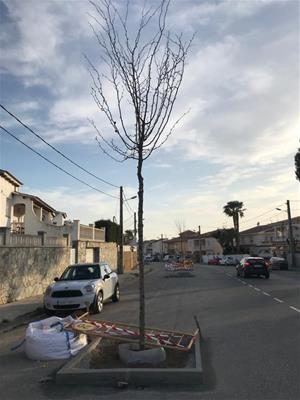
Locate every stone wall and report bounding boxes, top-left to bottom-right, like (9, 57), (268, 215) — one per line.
(0, 241), (135, 304)
(99, 242), (118, 270)
(0, 246), (71, 305)
(74, 241), (118, 270)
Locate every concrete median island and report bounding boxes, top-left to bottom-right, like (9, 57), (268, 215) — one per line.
(56, 337), (202, 386)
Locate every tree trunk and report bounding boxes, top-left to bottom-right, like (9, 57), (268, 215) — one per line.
(137, 153), (145, 350)
(236, 214), (240, 254)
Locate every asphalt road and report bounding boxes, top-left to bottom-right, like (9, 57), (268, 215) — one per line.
(0, 263), (299, 400)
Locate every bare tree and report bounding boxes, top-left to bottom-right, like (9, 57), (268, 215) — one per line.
(88, 0), (192, 349)
(175, 219), (186, 255)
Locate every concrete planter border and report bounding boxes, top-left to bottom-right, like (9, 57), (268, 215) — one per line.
(56, 337), (202, 386)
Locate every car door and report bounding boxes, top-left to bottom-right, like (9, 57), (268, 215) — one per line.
(100, 264), (114, 299)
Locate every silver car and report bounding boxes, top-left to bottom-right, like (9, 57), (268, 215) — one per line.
(44, 263), (120, 314)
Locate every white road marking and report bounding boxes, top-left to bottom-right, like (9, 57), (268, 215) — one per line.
(289, 306), (300, 313)
(242, 281), (247, 285)
(254, 288), (261, 292)
(273, 298), (284, 303)
(248, 284), (253, 288)
(263, 292), (271, 296)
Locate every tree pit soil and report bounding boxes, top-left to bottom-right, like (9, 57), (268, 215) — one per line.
(84, 339), (193, 369)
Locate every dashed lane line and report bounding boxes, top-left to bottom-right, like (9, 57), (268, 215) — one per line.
(273, 297), (284, 303)
(289, 306), (300, 313)
(222, 270), (300, 313)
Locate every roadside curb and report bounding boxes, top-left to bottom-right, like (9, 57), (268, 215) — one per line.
(0, 308), (46, 334)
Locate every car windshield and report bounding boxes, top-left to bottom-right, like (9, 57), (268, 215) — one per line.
(59, 265), (100, 280)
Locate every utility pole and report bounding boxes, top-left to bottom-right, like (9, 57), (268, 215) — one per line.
(118, 186), (124, 274)
(287, 200), (296, 268)
(198, 225), (202, 264)
(134, 212), (137, 243)
(161, 233), (163, 261)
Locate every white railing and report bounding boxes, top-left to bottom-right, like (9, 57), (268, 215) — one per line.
(9, 234), (42, 247)
(94, 228), (105, 241)
(0, 234), (68, 247)
(79, 225), (105, 241)
(80, 225), (94, 240)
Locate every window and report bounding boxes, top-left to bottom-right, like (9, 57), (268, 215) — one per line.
(100, 264), (112, 278)
(60, 264), (100, 280)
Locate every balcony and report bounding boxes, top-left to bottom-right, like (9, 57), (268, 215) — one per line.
(11, 221), (25, 234)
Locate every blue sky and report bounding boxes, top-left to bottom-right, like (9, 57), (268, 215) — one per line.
(0, 0), (299, 239)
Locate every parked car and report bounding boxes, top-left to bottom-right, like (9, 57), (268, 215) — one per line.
(152, 254), (160, 262)
(219, 256), (236, 266)
(269, 257), (288, 270)
(225, 256), (237, 266)
(236, 257), (270, 279)
(163, 254), (175, 262)
(144, 255), (153, 263)
(44, 263), (119, 314)
(208, 257), (220, 265)
(219, 257), (228, 265)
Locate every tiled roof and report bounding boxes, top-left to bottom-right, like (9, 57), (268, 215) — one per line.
(240, 216), (300, 235)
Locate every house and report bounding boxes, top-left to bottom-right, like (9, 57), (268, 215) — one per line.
(151, 237), (168, 256)
(165, 230), (196, 254)
(187, 230), (223, 256)
(240, 216), (300, 257)
(0, 169), (105, 239)
(0, 169), (66, 237)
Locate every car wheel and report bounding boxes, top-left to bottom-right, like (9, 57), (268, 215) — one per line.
(236, 269), (240, 277)
(242, 270), (247, 278)
(112, 284), (120, 302)
(93, 291), (104, 314)
(265, 272), (270, 279)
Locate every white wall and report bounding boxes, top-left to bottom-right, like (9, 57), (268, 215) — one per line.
(12, 195), (65, 237)
(0, 177), (16, 227)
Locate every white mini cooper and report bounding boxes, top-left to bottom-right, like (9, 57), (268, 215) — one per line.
(44, 263), (120, 314)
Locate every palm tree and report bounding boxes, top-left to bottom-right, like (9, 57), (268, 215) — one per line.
(223, 201), (246, 254)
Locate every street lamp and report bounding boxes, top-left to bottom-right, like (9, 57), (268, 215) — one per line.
(275, 201), (295, 268)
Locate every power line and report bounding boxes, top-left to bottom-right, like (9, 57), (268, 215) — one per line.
(0, 104), (119, 188)
(123, 193), (135, 214)
(0, 125), (119, 199)
(241, 211), (287, 229)
(240, 204), (285, 225)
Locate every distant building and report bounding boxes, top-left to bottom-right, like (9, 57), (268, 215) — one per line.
(187, 230), (223, 256)
(240, 217), (300, 257)
(165, 230), (223, 256)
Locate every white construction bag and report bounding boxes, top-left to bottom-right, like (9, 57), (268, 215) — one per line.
(25, 316), (87, 360)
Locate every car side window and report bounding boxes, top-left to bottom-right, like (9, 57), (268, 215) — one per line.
(100, 265), (106, 279)
(104, 265), (112, 275)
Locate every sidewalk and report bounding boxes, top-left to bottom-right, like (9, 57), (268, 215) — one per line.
(0, 294), (43, 325)
(0, 265), (152, 329)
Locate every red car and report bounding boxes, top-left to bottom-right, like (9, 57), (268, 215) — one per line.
(208, 257), (220, 265)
